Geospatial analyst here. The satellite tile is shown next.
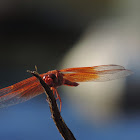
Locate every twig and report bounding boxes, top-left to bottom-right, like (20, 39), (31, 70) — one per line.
(27, 70), (76, 140)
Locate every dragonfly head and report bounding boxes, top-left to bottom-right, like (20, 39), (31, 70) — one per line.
(43, 74), (57, 87)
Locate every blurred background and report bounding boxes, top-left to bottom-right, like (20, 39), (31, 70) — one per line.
(0, 0), (140, 140)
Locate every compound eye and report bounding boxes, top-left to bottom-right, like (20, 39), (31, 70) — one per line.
(48, 74), (56, 80)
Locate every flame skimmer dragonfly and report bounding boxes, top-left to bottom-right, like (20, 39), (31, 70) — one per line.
(0, 64), (132, 111)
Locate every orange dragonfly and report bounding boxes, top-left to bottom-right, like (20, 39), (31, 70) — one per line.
(0, 64), (132, 111)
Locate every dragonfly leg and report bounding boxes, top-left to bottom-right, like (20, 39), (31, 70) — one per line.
(55, 89), (62, 112)
(46, 87), (55, 102)
(50, 87), (62, 112)
(51, 87), (56, 96)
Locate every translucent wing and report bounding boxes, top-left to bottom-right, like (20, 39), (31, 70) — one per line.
(0, 73), (46, 108)
(62, 65), (132, 82)
(60, 64), (125, 73)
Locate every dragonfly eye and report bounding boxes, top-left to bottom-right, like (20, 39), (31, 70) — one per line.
(48, 74), (56, 80)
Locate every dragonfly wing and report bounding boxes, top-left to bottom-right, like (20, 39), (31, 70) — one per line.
(0, 76), (38, 97)
(60, 64), (125, 73)
(63, 69), (132, 82)
(0, 73), (46, 108)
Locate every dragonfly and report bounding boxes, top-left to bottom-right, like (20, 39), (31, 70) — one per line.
(0, 64), (132, 111)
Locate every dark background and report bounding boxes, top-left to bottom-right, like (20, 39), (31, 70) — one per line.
(0, 0), (110, 70)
